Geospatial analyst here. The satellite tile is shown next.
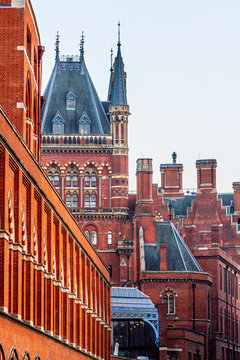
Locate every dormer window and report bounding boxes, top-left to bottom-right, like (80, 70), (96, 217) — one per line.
(52, 111), (65, 134)
(66, 88), (76, 110)
(79, 111), (91, 134)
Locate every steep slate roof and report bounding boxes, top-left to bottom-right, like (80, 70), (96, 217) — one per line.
(145, 221), (202, 272)
(41, 52), (110, 135)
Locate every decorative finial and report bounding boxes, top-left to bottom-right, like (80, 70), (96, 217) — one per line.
(118, 21), (121, 47)
(80, 31), (85, 57)
(55, 31), (60, 60)
(110, 48), (113, 71)
(172, 152), (177, 164)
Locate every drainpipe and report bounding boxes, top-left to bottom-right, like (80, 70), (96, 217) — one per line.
(192, 282), (196, 331)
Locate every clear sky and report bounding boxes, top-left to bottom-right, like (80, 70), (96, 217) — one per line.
(31, 0), (240, 192)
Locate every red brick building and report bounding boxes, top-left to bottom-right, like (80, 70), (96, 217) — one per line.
(40, 25), (240, 359)
(0, 1), (111, 360)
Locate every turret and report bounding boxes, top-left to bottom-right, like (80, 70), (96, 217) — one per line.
(109, 23), (130, 208)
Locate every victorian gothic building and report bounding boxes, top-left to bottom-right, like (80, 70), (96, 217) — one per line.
(1, 1), (240, 359)
(40, 27), (240, 360)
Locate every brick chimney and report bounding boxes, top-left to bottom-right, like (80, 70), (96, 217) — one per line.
(160, 152), (183, 197)
(160, 244), (167, 271)
(196, 159), (217, 192)
(136, 158), (153, 204)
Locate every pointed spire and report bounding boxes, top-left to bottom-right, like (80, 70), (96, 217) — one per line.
(80, 31), (85, 58)
(108, 48), (114, 101)
(110, 23), (127, 105)
(118, 21), (121, 47)
(55, 31), (60, 61)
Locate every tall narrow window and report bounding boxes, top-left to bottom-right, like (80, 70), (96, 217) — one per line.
(85, 230), (90, 240)
(85, 173), (90, 187)
(90, 194), (96, 207)
(220, 264), (222, 290)
(72, 172), (78, 187)
(85, 193), (90, 207)
(66, 172), (71, 187)
(27, 27), (31, 62)
(72, 194), (78, 208)
(66, 194), (71, 207)
(162, 292), (175, 314)
(91, 230), (97, 245)
(108, 231), (112, 245)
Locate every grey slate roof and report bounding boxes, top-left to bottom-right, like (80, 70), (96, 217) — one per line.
(41, 54), (110, 135)
(145, 221), (202, 272)
(109, 44), (127, 105)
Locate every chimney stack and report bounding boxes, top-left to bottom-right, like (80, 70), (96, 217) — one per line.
(196, 159), (217, 192)
(160, 152), (183, 197)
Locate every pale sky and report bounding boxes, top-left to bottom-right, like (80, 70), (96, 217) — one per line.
(31, 0), (240, 192)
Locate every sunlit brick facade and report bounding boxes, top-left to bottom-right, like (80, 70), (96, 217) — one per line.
(0, 1), (111, 360)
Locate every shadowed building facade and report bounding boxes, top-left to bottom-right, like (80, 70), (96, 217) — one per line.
(0, 1), (111, 360)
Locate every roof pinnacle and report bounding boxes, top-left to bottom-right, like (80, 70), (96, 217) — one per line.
(110, 48), (113, 71)
(80, 31), (85, 57)
(118, 21), (121, 47)
(55, 31), (60, 60)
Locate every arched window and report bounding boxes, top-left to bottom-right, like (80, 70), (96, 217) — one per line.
(85, 230), (90, 240)
(66, 89), (76, 110)
(84, 167), (97, 188)
(108, 231), (112, 245)
(85, 172), (90, 187)
(72, 172), (78, 187)
(53, 173), (59, 187)
(103, 137), (106, 144)
(48, 166), (60, 187)
(91, 173), (97, 187)
(91, 230), (97, 245)
(66, 172), (71, 187)
(162, 292), (175, 314)
(66, 168), (78, 188)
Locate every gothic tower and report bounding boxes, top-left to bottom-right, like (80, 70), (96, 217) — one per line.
(41, 28), (133, 286)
